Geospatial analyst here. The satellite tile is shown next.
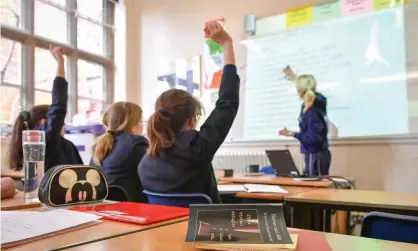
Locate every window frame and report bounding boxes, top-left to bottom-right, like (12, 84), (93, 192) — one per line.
(0, 0), (115, 121)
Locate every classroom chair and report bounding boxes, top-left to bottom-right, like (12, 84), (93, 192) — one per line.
(107, 185), (130, 202)
(260, 165), (276, 175)
(143, 190), (212, 207)
(360, 211), (418, 244)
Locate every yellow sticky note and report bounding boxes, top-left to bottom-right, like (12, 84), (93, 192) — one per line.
(286, 6), (313, 28)
(373, 0), (406, 10)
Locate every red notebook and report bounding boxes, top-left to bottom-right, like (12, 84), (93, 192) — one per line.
(70, 202), (189, 225)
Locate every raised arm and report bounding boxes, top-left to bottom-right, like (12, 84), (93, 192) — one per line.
(197, 22), (240, 159)
(45, 46), (67, 143)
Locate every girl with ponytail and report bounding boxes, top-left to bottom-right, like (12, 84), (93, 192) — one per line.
(138, 21), (239, 204)
(279, 68), (331, 176)
(91, 101), (148, 202)
(8, 46), (82, 172)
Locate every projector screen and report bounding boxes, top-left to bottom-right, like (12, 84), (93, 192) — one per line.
(236, 4), (418, 141)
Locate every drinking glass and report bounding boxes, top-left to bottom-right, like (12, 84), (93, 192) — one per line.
(22, 130), (46, 202)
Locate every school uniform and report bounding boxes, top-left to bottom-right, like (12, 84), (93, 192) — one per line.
(293, 93), (331, 176)
(138, 64), (240, 203)
(91, 132), (149, 202)
(39, 77), (83, 172)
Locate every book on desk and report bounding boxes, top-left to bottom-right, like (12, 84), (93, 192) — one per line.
(185, 204), (298, 251)
(71, 202), (189, 225)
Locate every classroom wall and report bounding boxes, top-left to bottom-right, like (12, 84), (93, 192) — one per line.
(124, 0), (418, 192)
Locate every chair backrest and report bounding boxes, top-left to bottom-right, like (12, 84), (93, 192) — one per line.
(107, 185), (130, 202)
(143, 190), (212, 208)
(260, 165), (276, 175)
(361, 211), (418, 244)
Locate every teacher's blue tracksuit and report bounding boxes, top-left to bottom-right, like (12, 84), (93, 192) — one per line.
(293, 93), (331, 176)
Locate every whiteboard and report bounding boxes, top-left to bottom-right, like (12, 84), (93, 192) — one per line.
(231, 4), (418, 141)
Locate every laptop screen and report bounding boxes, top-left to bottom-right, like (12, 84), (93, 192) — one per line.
(266, 150), (300, 176)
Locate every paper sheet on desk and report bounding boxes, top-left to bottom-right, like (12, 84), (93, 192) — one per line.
(244, 184), (289, 194)
(1, 209), (102, 248)
(218, 184), (289, 194)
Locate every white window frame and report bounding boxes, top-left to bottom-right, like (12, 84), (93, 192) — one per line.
(0, 0), (115, 119)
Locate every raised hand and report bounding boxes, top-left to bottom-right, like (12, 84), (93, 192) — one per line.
(204, 21), (232, 46)
(283, 66), (297, 81)
(49, 45), (64, 62)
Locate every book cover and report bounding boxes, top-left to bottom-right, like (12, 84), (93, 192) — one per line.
(185, 204), (292, 244)
(70, 202), (189, 225)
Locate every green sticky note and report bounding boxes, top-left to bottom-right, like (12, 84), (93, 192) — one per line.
(313, 1), (341, 22)
(205, 39), (223, 56)
(373, 0), (406, 10)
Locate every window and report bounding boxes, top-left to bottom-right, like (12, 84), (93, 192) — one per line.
(77, 18), (104, 55)
(0, 38), (22, 122)
(35, 48), (67, 92)
(78, 60), (104, 100)
(1, 0), (115, 123)
(34, 0), (67, 44)
(34, 91), (52, 106)
(0, 0), (21, 28)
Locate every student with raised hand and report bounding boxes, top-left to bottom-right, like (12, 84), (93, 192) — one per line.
(279, 67), (331, 176)
(8, 46), (82, 173)
(91, 102), (148, 202)
(138, 22), (239, 203)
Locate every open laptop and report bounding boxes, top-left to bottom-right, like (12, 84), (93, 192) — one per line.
(265, 150), (322, 181)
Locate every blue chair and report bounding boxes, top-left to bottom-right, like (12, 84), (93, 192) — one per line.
(361, 212), (418, 244)
(260, 165), (276, 175)
(143, 190), (212, 207)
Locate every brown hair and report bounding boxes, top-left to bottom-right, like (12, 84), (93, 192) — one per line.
(91, 101), (143, 164)
(148, 89), (203, 158)
(8, 105), (49, 171)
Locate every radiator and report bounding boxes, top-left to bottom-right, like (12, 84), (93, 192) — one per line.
(212, 152), (270, 173)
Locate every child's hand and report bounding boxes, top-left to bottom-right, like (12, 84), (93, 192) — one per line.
(204, 21), (232, 46)
(49, 45), (64, 62)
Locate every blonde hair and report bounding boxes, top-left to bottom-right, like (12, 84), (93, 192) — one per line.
(295, 74), (317, 112)
(92, 102), (143, 164)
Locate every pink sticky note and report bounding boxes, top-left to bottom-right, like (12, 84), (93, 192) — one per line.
(342, 0), (372, 16)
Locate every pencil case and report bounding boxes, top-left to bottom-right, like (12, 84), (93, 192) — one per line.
(38, 165), (108, 207)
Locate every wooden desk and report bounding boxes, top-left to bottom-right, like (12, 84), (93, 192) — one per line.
(64, 221), (418, 251)
(234, 185), (316, 201)
(285, 189), (418, 215)
(1, 192), (41, 210)
(219, 175), (334, 188)
(5, 207), (188, 251)
(1, 170), (24, 179)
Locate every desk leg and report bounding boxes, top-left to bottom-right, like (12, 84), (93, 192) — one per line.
(323, 209), (331, 232)
(290, 206), (294, 228)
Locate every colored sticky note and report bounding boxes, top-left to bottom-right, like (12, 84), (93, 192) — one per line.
(342, 0), (373, 16)
(373, 0), (406, 10)
(256, 14), (286, 36)
(313, 1), (341, 22)
(286, 6), (313, 28)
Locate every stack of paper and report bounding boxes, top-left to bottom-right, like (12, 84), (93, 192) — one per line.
(217, 184), (247, 193)
(1, 209), (102, 248)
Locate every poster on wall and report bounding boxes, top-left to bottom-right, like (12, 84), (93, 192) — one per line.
(156, 56), (202, 97)
(201, 18), (226, 126)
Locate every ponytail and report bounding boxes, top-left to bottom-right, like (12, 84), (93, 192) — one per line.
(303, 89), (316, 112)
(8, 115), (27, 171)
(91, 133), (114, 165)
(147, 111), (176, 158)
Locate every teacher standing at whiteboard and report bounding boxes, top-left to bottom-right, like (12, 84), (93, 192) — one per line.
(278, 66), (331, 176)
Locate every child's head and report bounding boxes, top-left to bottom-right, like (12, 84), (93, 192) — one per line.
(92, 101), (143, 164)
(147, 89), (203, 158)
(8, 105), (49, 171)
(295, 74), (317, 112)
